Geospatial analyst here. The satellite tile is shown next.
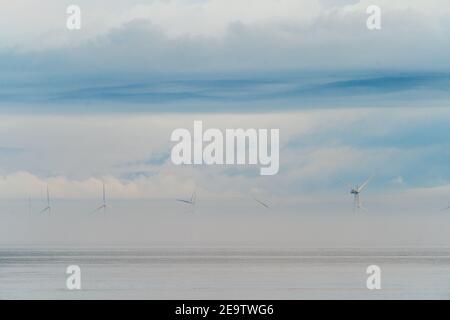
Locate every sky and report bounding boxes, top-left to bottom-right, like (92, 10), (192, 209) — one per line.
(0, 0), (450, 246)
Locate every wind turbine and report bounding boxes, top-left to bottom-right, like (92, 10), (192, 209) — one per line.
(350, 175), (373, 212)
(91, 183), (107, 214)
(40, 186), (51, 214)
(176, 188), (196, 211)
(252, 195), (270, 209)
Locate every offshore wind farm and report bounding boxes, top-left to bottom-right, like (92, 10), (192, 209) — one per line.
(1, 111), (450, 300)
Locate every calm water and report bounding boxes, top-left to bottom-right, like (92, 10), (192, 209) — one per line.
(0, 247), (449, 299)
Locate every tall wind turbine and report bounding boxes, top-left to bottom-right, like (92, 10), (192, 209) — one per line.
(92, 183), (107, 214)
(40, 186), (51, 214)
(350, 175), (373, 212)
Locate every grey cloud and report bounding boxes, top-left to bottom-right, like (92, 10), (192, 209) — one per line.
(2, 5), (450, 76)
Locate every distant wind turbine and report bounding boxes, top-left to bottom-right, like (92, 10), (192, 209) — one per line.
(28, 196), (32, 216)
(176, 189), (196, 210)
(91, 183), (108, 214)
(40, 186), (51, 214)
(350, 175), (373, 212)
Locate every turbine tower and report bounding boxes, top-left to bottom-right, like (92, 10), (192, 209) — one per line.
(40, 186), (51, 214)
(350, 175), (372, 213)
(28, 196), (32, 216)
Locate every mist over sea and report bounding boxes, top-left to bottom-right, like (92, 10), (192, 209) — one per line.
(1, 246), (449, 299)
(1, 201), (450, 299)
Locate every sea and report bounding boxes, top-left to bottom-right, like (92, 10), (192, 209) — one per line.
(0, 246), (449, 299)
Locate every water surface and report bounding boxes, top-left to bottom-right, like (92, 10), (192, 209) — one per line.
(1, 246), (449, 299)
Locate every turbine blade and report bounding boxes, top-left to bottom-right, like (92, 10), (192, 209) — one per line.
(253, 197), (270, 209)
(39, 206), (50, 214)
(357, 175), (373, 192)
(90, 205), (105, 214)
